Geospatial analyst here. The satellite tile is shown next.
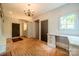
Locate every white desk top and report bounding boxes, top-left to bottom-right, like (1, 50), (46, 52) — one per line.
(48, 33), (79, 46)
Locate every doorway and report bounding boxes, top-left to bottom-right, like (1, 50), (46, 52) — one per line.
(41, 20), (48, 42)
(12, 23), (20, 37)
(35, 20), (39, 39)
(22, 22), (28, 37)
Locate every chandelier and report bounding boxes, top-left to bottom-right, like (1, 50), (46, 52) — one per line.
(24, 4), (34, 17)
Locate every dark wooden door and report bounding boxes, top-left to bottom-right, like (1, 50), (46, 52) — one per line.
(41, 20), (48, 42)
(12, 23), (20, 37)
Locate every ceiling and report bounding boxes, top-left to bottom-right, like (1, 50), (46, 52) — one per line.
(2, 3), (66, 19)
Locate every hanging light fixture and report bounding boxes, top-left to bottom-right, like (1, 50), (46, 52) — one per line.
(24, 4), (34, 17)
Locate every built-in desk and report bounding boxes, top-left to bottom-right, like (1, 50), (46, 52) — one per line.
(48, 34), (79, 46)
(48, 33), (79, 56)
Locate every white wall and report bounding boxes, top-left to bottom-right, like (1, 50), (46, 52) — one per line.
(0, 17), (2, 36)
(33, 4), (79, 46)
(2, 15), (34, 39)
(34, 4), (79, 36)
(1, 3), (33, 39)
(3, 16), (23, 38)
(27, 22), (35, 38)
(1, 5), (34, 39)
(0, 17), (6, 51)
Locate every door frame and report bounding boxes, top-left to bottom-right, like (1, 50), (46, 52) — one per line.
(34, 20), (39, 39)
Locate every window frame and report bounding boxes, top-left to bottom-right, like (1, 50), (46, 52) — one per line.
(59, 14), (77, 30)
(58, 13), (79, 36)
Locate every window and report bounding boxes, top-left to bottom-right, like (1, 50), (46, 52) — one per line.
(60, 14), (76, 30)
(59, 14), (79, 35)
(23, 23), (27, 31)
